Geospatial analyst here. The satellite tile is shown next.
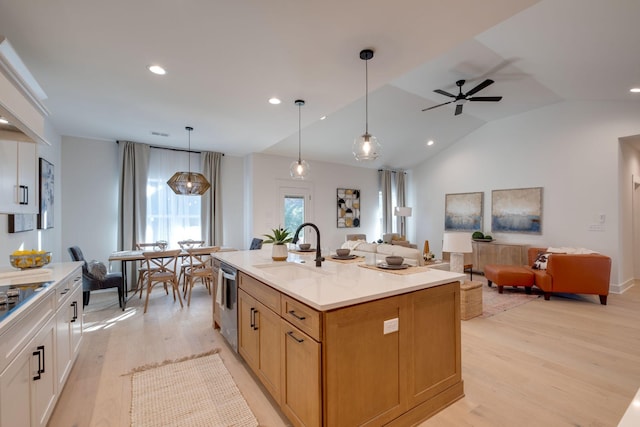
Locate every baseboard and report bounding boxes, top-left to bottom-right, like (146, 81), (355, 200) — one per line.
(610, 278), (635, 294)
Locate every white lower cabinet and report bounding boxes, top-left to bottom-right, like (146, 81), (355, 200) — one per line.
(0, 316), (56, 427)
(55, 274), (83, 389)
(0, 265), (83, 427)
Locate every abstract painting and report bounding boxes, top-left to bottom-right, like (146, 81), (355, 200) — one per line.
(38, 158), (54, 229)
(445, 192), (483, 231)
(337, 188), (360, 228)
(491, 187), (542, 234)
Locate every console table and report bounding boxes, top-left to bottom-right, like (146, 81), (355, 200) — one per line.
(443, 241), (528, 274)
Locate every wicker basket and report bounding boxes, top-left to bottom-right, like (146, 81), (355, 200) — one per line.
(460, 280), (483, 320)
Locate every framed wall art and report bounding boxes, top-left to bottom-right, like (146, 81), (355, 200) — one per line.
(444, 192), (483, 231)
(38, 157), (54, 229)
(8, 214), (35, 233)
(491, 187), (543, 234)
(337, 188), (360, 228)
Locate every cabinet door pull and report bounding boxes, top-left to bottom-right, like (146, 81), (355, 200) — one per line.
(249, 307), (255, 329)
(71, 301), (78, 322)
(288, 310), (306, 321)
(252, 308), (258, 330)
(32, 345), (45, 380)
(19, 185), (28, 205)
(287, 331), (304, 343)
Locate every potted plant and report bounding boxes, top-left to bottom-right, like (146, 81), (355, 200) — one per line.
(263, 227), (293, 261)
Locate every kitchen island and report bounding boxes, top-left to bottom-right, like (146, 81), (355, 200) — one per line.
(214, 249), (466, 427)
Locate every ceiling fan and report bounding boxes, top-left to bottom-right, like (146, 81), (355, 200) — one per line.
(422, 79), (502, 116)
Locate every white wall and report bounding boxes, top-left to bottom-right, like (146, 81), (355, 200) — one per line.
(60, 136), (119, 264)
(412, 100), (640, 288)
(219, 154), (245, 250)
(0, 119), (62, 268)
(248, 153), (379, 252)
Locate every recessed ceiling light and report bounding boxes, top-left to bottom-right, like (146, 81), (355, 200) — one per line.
(630, 88), (640, 93)
(148, 65), (166, 75)
(320, 115), (327, 120)
(426, 140), (435, 146)
(268, 97), (281, 105)
(0, 117), (8, 124)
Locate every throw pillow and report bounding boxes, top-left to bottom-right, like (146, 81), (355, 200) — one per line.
(88, 260), (107, 280)
(532, 252), (551, 270)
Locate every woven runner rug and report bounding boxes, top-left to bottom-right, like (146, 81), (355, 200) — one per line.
(129, 350), (259, 427)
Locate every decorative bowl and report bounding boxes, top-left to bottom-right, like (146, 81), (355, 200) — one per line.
(336, 248), (350, 257)
(298, 243), (311, 250)
(385, 256), (404, 266)
(10, 251), (52, 270)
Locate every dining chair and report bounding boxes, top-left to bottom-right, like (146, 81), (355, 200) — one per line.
(141, 249), (183, 313)
(68, 246), (125, 310)
(183, 246), (220, 306)
(177, 239), (205, 285)
(135, 241), (168, 296)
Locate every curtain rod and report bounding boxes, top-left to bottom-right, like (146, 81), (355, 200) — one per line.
(150, 144), (224, 156)
(378, 169), (405, 173)
(116, 140), (224, 156)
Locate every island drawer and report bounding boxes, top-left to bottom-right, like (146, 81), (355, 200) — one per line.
(0, 291), (55, 373)
(239, 272), (281, 313)
(281, 294), (321, 342)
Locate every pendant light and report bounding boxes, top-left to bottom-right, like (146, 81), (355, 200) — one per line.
(289, 99), (310, 179)
(167, 126), (211, 195)
(353, 48), (381, 161)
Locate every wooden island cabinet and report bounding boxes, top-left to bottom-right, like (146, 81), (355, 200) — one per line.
(236, 268), (463, 427)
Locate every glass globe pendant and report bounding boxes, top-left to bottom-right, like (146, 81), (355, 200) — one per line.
(353, 49), (381, 161)
(290, 99), (310, 179)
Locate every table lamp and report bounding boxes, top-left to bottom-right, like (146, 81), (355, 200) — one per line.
(394, 206), (412, 238)
(442, 232), (472, 273)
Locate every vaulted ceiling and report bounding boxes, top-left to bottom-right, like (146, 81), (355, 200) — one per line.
(0, 0), (638, 169)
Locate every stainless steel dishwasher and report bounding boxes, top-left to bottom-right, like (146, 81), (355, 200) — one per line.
(219, 262), (238, 352)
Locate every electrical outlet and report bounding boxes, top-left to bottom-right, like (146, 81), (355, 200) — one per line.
(383, 318), (399, 334)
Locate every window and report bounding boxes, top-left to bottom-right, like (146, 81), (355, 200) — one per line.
(278, 182), (313, 244)
(145, 148), (202, 246)
(284, 195), (305, 240)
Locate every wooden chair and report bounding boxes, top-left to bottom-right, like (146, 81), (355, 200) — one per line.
(177, 239), (205, 285)
(183, 246), (220, 306)
(141, 249), (183, 313)
(135, 242), (167, 295)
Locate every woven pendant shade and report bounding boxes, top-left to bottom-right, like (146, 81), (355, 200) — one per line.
(167, 171), (210, 195)
(167, 126), (210, 196)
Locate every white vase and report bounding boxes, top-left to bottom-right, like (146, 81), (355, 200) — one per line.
(272, 244), (288, 261)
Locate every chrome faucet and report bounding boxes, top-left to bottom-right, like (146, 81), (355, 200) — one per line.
(292, 222), (324, 267)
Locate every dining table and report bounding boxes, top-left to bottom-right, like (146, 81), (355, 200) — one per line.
(108, 247), (235, 297)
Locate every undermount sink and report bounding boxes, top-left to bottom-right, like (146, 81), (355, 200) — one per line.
(253, 263), (330, 280)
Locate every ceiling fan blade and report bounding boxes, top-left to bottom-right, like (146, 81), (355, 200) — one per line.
(422, 100), (454, 112)
(434, 89), (456, 98)
(455, 104), (463, 115)
(468, 96), (503, 102)
(465, 79), (494, 96)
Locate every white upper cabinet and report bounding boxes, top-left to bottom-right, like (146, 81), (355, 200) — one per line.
(0, 132), (38, 214)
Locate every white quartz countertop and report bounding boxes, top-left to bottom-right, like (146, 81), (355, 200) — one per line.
(0, 262), (83, 330)
(214, 249), (465, 311)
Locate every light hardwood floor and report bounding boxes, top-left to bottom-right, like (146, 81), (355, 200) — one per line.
(48, 277), (640, 427)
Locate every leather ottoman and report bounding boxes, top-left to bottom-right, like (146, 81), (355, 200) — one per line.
(484, 264), (534, 294)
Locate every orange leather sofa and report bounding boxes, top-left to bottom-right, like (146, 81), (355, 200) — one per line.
(527, 247), (611, 305)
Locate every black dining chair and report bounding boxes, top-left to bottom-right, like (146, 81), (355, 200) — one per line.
(250, 238), (263, 250)
(68, 246), (125, 310)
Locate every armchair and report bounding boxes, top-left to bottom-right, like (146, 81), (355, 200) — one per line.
(68, 246), (125, 310)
